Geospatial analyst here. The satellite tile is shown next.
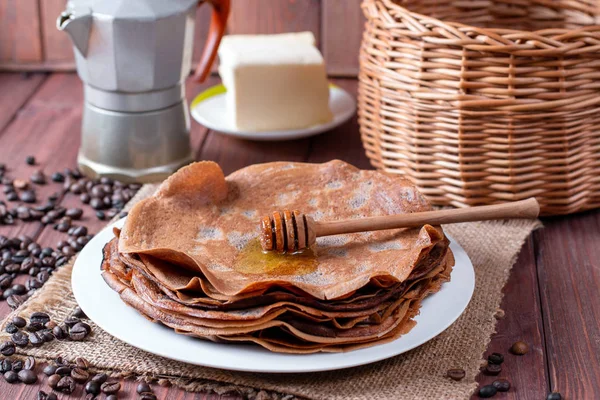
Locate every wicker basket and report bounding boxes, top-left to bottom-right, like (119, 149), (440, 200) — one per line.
(358, 0), (600, 215)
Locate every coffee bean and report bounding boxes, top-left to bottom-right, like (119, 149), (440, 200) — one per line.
(48, 373), (61, 389)
(20, 190), (36, 203)
(51, 172), (65, 182)
(90, 198), (104, 210)
(75, 356), (89, 369)
(64, 316), (80, 327)
(80, 193), (91, 204)
(106, 396), (117, 400)
(510, 341), (529, 355)
(11, 284), (25, 295)
(0, 274), (12, 289)
(26, 278), (43, 291)
(43, 364), (57, 376)
(71, 226), (88, 237)
(11, 330), (29, 347)
(95, 211), (106, 220)
(29, 331), (45, 347)
(492, 379), (510, 392)
(487, 352), (504, 365)
(27, 321), (45, 332)
(47, 393), (57, 400)
(31, 170), (46, 185)
(37, 390), (49, 400)
(91, 373), (108, 384)
(52, 325), (66, 340)
(73, 306), (87, 319)
(25, 156), (36, 165)
(13, 179), (29, 190)
(69, 324), (88, 341)
(5, 322), (18, 334)
(7, 294), (24, 309)
(56, 376), (76, 393)
(11, 360), (22, 371)
(547, 392), (562, 400)
(23, 356), (36, 371)
(0, 359), (12, 373)
(31, 311), (50, 325)
(479, 384), (497, 398)
(18, 368), (37, 384)
(118, 211), (128, 218)
(141, 392), (157, 400)
(4, 370), (18, 383)
(446, 368), (465, 381)
(485, 363), (502, 376)
(0, 341), (15, 356)
(84, 379), (101, 394)
(101, 381), (121, 394)
(55, 366), (72, 376)
(71, 367), (89, 382)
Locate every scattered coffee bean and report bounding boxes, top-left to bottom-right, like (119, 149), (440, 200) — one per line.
(76, 356), (89, 369)
(85, 379), (101, 395)
(24, 356), (36, 370)
(13, 179), (29, 190)
(0, 341), (15, 356)
(90, 198), (104, 210)
(30, 311), (50, 325)
(6, 192), (18, 202)
(11, 360), (23, 371)
(485, 363), (502, 376)
(547, 392), (562, 400)
(31, 170), (46, 185)
(47, 393), (57, 400)
(0, 359), (12, 373)
(43, 364), (57, 376)
(37, 390), (49, 400)
(510, 341), (529, 355)
(4, 370), (18, 383)
(20, 190), (36, 203)
(73, 306), (87, 319)
(101, 381), (121, 394)
(25, 156), (36, 165)
(91, 372), (108, 384)
(66, 208), (83, 219)
(48, 373), (61, 389)
(64, 316), (80, 328)
(487, 352), (504, 365)
(12, 330), (29, 347)
(7, 294), (24, 309)
(140, 392), (157, 400)
(55, 366), (72, 376)
(41, 329), (54, 342)
(29, 331), (45, 347)
(18, 368), (37, 384)
(27, 321), (45, 332)
(492, 379), (510, 392)
(52, 325), (67, 340)
(51, 172), (65, 182)
(56, 376), (76, 393)
(71, 367), (89, 382)
(446, 368), (465, 381)
(95, 211), (105, 220)
(106, 395), (117, 400)
(137, 381), (152, 393)
(5, 322), (18, 334)
(479, 384), (497, 398)
(70, 321), (91, 341)
(71, 225), (88, 237)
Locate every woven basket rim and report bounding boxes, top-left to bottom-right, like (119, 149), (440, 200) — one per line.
(368, 0), (600, 50)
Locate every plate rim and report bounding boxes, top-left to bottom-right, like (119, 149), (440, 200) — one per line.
(190, 84), (356, 141)
(72, 219), (475, 374)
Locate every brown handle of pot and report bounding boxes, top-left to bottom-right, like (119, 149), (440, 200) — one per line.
(193, 0), (230, 82)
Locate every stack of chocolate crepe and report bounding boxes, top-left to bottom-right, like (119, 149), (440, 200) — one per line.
(101, 161), (454, 353)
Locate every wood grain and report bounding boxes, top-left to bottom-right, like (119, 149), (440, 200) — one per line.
(473, 239), (550, 400)
(0, 73), (47, 134)
(40, 0), (73, 63)
(227, 0), (321, 43)
(535, 211), (600, 398)
(0, 0), (43, 63)
(321, 0), (364, 76)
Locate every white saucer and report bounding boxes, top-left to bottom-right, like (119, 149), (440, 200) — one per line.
(72, 219), (474, 373)
(190, 84), (356, 141)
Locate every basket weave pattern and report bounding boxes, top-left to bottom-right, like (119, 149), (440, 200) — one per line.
(358, 0), (600, 215)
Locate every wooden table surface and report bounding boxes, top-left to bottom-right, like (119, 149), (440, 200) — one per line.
(0, 72), (598, 400)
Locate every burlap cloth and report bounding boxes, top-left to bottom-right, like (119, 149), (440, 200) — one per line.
(0, 184), (541, 400)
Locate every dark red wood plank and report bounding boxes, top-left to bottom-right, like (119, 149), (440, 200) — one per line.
(535, 210), (600, 398)
(306, 79), (369, 168)
(321, 0), (364, 76)
(0, 73), (47, 134)
(472, 238), (549, 399)
(0, 0), (43, 63)
(40, 0), (75, 64)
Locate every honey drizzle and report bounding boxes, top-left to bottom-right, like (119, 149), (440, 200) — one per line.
(233, 239), (317, 276)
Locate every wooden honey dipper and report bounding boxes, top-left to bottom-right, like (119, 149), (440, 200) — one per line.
(259, 198), (540, 252)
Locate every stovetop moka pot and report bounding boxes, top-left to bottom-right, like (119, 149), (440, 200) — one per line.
(58, 0), (229, 182)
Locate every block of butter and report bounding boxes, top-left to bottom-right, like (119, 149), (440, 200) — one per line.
(218, 32), (333, 132)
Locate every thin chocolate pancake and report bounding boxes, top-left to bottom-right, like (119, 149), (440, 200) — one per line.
(101, 161), (455, 353)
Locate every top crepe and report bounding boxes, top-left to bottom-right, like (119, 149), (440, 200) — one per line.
(118, 160), (444, 300)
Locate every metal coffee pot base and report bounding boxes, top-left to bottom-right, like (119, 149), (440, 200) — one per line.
(79, 100), (193, 183)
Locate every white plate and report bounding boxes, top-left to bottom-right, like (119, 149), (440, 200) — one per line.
(72, 219), (475, 373)
(190, 84), (356, 141)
